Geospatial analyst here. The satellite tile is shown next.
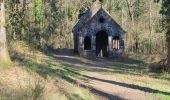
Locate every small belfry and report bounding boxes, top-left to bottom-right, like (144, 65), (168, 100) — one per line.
(72, 1), (125, 58)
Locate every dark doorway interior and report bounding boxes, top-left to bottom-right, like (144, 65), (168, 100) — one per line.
(96, 31), (108, 57)
(84, 36), (91, 50)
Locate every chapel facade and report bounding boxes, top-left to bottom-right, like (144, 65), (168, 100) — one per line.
(72, 1), (125, 58)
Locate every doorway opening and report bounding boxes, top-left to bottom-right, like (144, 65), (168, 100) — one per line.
(96, 31), (108, 57)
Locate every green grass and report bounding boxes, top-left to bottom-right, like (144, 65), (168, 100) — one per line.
(0, 59), (12, 69)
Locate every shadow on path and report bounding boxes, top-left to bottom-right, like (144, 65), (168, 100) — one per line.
(82, 75), (170, 96)
(52, 70), (124, 100)
(77, 82), (124, 100)
(53, 53), (148, 76)
(59, 74), (124, 100)
(63, 68), (170, 96)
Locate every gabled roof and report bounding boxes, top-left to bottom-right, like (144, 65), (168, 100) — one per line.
(73, 1), (101, 33)
(72, 0), (126, 34)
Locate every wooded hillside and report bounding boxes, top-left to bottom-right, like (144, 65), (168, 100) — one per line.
(3, 0), (166, 53)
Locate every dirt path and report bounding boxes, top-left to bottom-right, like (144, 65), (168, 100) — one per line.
(54, 53), (160, 100)
(77, 74), (149, 100)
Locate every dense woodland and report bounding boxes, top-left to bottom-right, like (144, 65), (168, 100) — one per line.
(7, 0), (165, 51)
(1, 0), (169, 66)
(0, 0), (170, 66)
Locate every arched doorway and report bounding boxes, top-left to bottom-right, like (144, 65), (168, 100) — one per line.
(96, 31), (108, 57)
(84, 36), (91, 50)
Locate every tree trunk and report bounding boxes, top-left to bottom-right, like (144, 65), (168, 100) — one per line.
(0, 0), (11, 65)
(125, 0), (136, 53)
(148, 0), (153, 54)
(167, 30), (170, 65)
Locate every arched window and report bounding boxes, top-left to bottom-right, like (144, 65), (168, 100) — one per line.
(84, 36), (91, 50)
(113, 36), (120, 50)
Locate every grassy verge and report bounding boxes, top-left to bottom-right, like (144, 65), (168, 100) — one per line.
(0, 59), (12, 69)
(0, 41), (98, 100)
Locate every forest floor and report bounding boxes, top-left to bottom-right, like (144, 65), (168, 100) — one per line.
(0, 41), (170, 100)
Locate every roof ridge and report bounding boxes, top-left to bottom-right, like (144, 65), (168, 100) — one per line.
(73, 1), (102, 33)
(73, 1), (124, 34)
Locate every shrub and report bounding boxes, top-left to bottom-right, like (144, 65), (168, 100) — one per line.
(149, 59), (170, 72)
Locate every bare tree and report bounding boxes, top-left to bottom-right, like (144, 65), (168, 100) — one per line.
(125, 0), (138, 52)
(148, 0), (154, 54)
(167, 30), (170, 65)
